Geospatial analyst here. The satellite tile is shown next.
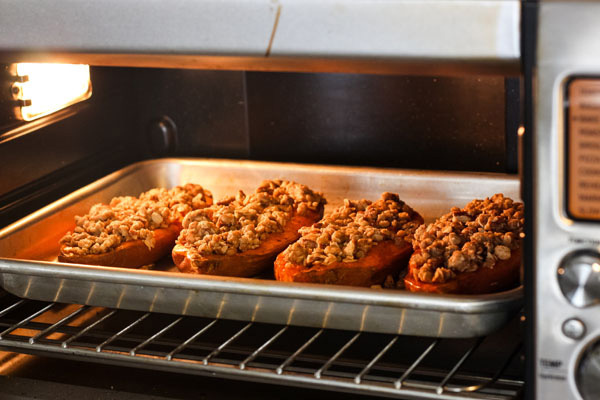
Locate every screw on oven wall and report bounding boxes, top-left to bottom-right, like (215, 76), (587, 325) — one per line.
(148, 116), (177, 156)
(10, 83), (21, 98)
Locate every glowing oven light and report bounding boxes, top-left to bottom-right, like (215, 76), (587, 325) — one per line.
(13, 63), (92, 121)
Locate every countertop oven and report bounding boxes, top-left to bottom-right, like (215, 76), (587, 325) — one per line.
(0, 1), (598, 399)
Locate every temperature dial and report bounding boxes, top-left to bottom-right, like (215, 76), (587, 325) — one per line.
(557, 250), (600, 308)
(577, 339), (600, 400)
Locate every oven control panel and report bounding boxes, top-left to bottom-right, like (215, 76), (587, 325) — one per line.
(555, 77), (600, 400)
(535, 3), (600, 399)
(566, 78), (600, 221)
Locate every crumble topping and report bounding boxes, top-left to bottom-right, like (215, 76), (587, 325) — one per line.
(177, 180), (325, 258)
(282, 192), (421, 267)
(411, 193), (524, 284)
(60, 184), (212, 256)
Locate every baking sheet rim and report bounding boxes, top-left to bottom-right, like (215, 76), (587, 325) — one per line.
(0, 258), (522, 314)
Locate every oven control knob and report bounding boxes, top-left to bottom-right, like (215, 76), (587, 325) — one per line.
(576, 338), (600, 400)
(562, 318), (586, 340)
(557, 250), (600, 308)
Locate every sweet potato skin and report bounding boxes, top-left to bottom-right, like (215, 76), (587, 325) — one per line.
(173, 207), (323, 277)
(58, 224), (182, 269)
(403, 247), (522, 294)
(274, 240), (413, 287)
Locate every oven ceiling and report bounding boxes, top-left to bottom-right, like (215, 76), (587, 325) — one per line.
(0, 0), (521, 76)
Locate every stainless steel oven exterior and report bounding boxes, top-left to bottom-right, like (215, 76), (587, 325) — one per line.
(531, 1), (600, 399)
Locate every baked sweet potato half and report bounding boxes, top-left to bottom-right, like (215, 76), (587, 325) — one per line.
(59, 183), (213, 268)
(174, 207), (323, 277)
(59, 224), (182, 268)
(275, 240), (415, 287)
(274, 192), (423, 287)
(173, 180), (326, 277)
(404, 248), (522, 294)
(404, 193), (524, 295)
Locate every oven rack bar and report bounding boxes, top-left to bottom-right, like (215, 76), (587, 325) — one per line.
(0, 296), (524, 400)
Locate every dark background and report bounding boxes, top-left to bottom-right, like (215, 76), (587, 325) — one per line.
(0, 67), (520, 226)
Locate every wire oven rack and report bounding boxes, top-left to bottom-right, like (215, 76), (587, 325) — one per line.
(0, 293), (524, 400)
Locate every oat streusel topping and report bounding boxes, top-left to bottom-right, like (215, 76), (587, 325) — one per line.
(60, 184), (212, 256)
(411, 193), (524, 284)
(283, 192), (421, 267)
(177, 180), (325, 259)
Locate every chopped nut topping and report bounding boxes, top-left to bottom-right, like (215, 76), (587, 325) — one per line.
(411, 194), (524, 284)
(60, 184), (213, 256)
(176, 180), (325, 259)
(282, 192), (421, 267)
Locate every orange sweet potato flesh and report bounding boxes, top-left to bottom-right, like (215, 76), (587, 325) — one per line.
(58, 224), (181, 269)
(173, 207), (323, 277)
(403, 247), (522, 294)
(274, 240), (414, 287)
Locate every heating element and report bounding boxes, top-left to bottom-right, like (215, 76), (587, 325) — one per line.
(0, 293), (523, 399)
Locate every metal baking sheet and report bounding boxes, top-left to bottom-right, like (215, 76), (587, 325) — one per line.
(0, 158), (522, 338)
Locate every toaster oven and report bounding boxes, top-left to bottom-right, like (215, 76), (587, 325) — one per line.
(0, 1), (596, 399)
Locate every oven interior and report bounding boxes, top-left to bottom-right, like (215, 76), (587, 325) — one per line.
(0, 68), (520, 221)
(0, 66), (526, 399)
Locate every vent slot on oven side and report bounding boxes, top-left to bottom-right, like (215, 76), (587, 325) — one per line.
(0, 294), (523, 399)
